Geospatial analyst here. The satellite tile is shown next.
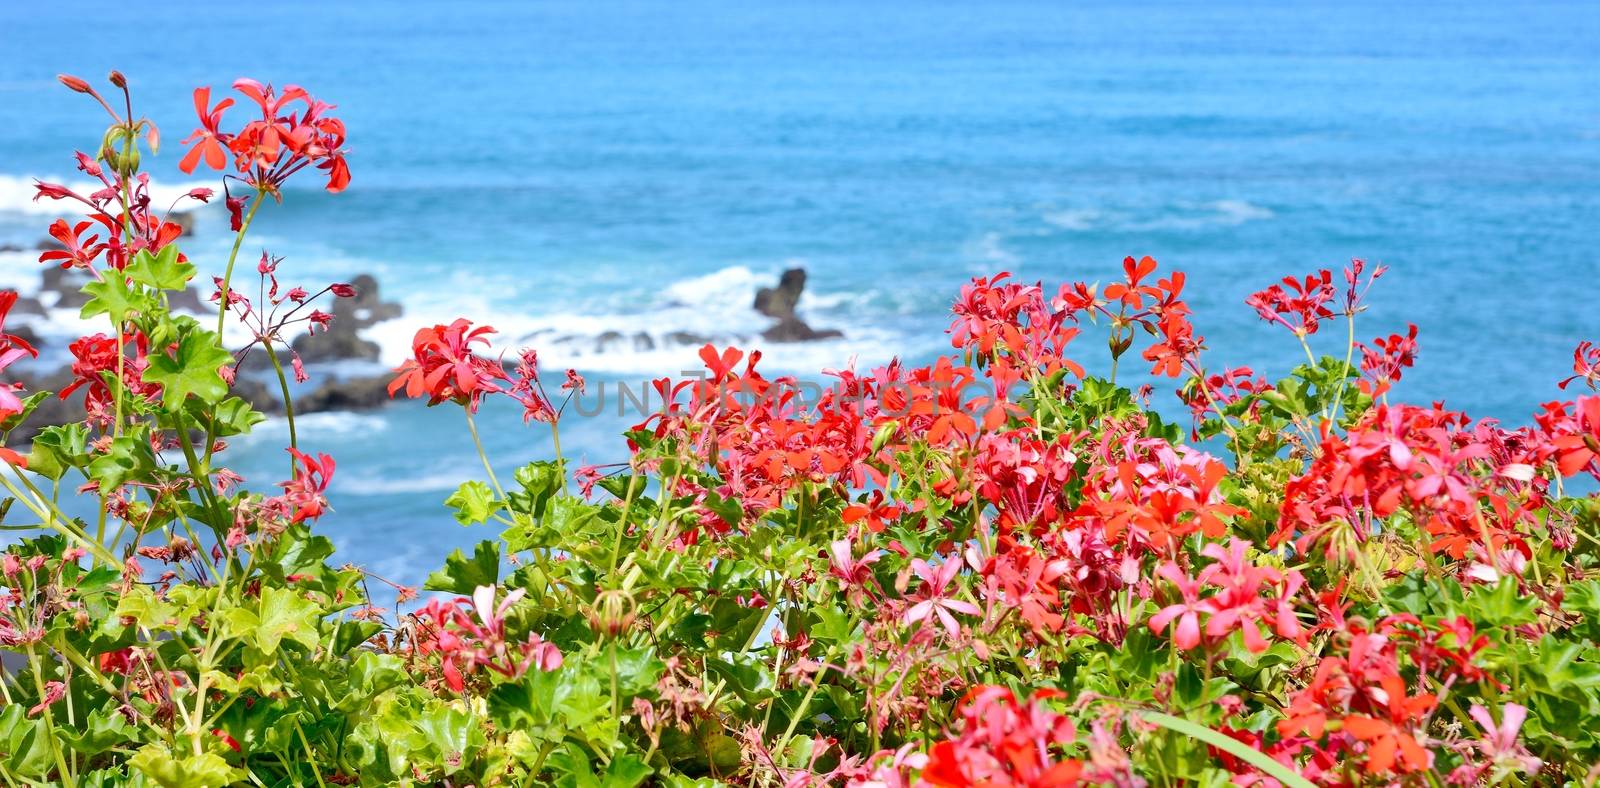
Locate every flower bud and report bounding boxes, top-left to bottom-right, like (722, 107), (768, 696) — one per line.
(870, 421), (899, 454)
(330, 283), (358, 298)
(586, 588), (636, 639)
(57, 74), (92, 93)
(107, 70), (126, 88)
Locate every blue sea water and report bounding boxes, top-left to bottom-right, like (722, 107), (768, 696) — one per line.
(1, 1), (1597, 585)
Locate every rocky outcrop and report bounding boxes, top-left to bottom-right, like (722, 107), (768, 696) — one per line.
(291, 274), (402, 363)
(753, 267), (841, 342)
(296, 376), (393, 413)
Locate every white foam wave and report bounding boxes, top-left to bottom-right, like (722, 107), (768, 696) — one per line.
(255, 411), (391, 438)
(967, 231), (1019, 265)
(0, 173), (220, 217)
(1042, 200), (1274, 232)
(3, 236), (914, 381)
(362, 263), (905, 376)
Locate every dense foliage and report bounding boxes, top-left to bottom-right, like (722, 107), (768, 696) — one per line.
(1, 74), (1598, 787)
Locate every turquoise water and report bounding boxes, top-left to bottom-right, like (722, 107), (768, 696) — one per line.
(2, 1), (1597, 583)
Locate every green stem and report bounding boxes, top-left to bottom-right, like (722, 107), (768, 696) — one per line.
(550, 419), (569, 495)
(0, 471), (118, 566)
(465, 409), (505, 499)
(262, 341), (298, 461)
(290, 718), (329, 788)
(1328, 314), (1358, 424)
(25, 645), (75, 788)
(215, 193), (265, 337)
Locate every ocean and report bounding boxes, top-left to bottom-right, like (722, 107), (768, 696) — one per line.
(1, 0), (1597, 585)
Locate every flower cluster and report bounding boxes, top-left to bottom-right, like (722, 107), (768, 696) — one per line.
(1, 74), (1595, 788)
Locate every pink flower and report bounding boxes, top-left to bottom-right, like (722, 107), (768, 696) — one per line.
(1468, 702), (1541, 777)
(1148, 561), (1209, 650)
(828, 539), (881, 587)
(904, 558), (980, 638)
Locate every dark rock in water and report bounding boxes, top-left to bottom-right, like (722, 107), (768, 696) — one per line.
(41, 267), (93, 309)
(633, 332), (655, 351)
(0, 244), (22, 253)
(291, 273), (402, 363)
(39, 266), (76, 293)
(752, 267), (842, 343)
(170, 211), (196, 237)
(295, 329), (381, 364)
(297, 375), (392, 413)
(169, 286), (208, 314)
(754, 268), (807, 319)
(664, 330), (712, 346)
(10, 296), (46, 317)
(762, 317), (843, 342)
(230, 376), (283, 414)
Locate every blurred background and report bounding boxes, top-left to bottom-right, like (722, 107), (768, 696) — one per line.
(2, 1), (1596, 584)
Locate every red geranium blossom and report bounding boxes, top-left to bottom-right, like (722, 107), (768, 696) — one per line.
(279, 448), (335, 523)
(388, 319), (511, 412)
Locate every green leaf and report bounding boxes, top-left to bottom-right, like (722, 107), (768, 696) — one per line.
(446, 480), (500, 526)
(0, 704), (54, 779)
(425, 540), (500, 594)
(549, 747), (652, 788)
(226, 586), (321, 653)
(126, 245), (196, 291)
(143, 325), (232, 405)
(1141, 711), (1315, 788)
(86, 433), (158, 494)
(25, 423), (88, 481)
(0, 391), (50, 434)
(412, 703), (483, 774)
(508, 460), (563, 518)
(60, 706), (136, 757)
(129, 745), (243, 788)
(183, 395), (264, 438)
(78, 273), (144, 325)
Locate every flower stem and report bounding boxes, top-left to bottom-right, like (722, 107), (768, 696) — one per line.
(465, 409), (505, 499)
(215, 193), (264, 337)
(262, 341), (298, 460)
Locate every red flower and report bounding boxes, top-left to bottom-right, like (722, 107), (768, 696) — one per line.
(177, 86), (234, 174)
(1551, 396), (1600, 478)
(1148, 561), (1208, 650)
(388, 319), (510, 412)
(1246, 269), (1336, 336)
(1104, 254), (1161, 308)
(1360, 323), (1419, 393)
(413, 585), (562, 694)
(841, 489), (902, 533)
(180, 78), (351, 193)
(1558, 340), (1600, 391)
(920, 687), (1081, 787)
(37, 219), (105, 269)
(59, 332), (159, 424)
(279, 448), (335, 523)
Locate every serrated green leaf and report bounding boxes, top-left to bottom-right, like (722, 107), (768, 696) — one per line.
(129, 745), (243, 788)
(126, 245), (195, 291)
(78, 273), (144, 325)
(425, 539), (500, 594)
(143, 326), (232, 405)
(446, 480), (500, 526)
